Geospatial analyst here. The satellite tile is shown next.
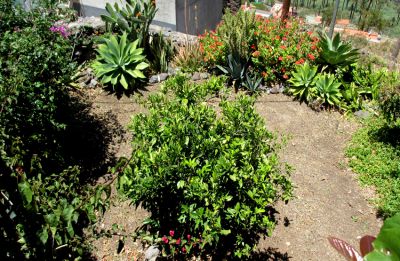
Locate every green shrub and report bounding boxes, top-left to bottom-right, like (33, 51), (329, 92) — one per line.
(380, 83), (400, 126)
(0, 6), (110, 259)
(118, 77), (292, 259)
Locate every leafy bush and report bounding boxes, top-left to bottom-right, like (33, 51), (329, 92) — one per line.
(0, 5), (110, 259)
(346, 117), (400, 217)
(118, 77), (292, 259)
(380, 83), (400, 126)
(92, 33), (149, 92)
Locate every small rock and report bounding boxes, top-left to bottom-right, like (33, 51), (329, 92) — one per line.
(149, 75), (159, 84)
(270, 87), (280, 94)
(354, 110), (371, 119)
(145, 245), (160, 261)
(88, 79), (98, 88)
(192, 72), (201, 81)
(200, 72), (209, 79)
(149, 73), (169, 84)
(159, 73), (169, 82)
(168, 67), (178, 75)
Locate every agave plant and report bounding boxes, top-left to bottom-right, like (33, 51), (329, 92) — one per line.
(242, 73), (263, 95)
(92, 33), (149, 91)
(217, 54), (248, 91)
(328, 213), (400, 261)
(315, 73), (342, 107)
(288, 62), (318, 104)
(100, 0), (156, 47)
(318, 32), (359, 72)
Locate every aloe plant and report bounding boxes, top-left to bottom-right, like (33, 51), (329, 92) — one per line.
(318, 32), (359, 72)
(100, 0), (156, 47)
(315, 73), (342, 107)
(92, 33), (149, 92)
(328, 213), (400, 261)
(288, 62), (318, 104)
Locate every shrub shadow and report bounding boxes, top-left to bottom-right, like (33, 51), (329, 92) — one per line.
(57, 89), (125, 183)
(370, 124), (400, 147)
(249, 248), (291, 261)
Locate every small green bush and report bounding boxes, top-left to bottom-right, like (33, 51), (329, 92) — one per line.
(118, 77), (292, 259)
(380, 84), (400, 126)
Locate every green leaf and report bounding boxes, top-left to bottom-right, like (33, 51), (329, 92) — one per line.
(38, 228), (49, 245)
(177, 180), (185, 189)
(18, 181), (33, 206)
(365, 214), (400, 261)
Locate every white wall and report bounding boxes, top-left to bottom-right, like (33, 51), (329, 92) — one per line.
(73, 0), (177, 29)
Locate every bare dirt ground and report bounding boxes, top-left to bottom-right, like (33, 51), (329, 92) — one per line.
(87, 86), (381, 261)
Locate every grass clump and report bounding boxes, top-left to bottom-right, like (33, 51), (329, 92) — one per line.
(346, 117), (400, 217)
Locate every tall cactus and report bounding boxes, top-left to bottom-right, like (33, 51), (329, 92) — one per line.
(223, 0), (241, 13)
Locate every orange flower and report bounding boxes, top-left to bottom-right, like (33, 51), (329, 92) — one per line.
(308, 54), (315, 60)
(252, 51), (261, 57)
(283, 74), (289, 79)
(278, 56), (283, 61)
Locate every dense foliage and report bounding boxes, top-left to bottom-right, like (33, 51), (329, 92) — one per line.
(0, 2), (109, 259)
(199, 11), (319, 85)
(118, 76), (292, 259)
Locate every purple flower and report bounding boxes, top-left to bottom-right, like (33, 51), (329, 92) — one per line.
(50, 25), (69, 38)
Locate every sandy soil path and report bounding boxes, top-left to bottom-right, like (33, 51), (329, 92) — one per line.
(255, 94), (381, 260)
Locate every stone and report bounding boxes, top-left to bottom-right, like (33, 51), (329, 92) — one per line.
(200, 72), (209, 80)
(192, 72), (201, 81)
(149, 75), (159, 84)
(145, 245), (160, 261)
(270, 86), (280, 94)
(88, 79), (98, 88)
(159, 73), (169, 82)
(149, 73), (169, 84)
(354, 110), (371, 119)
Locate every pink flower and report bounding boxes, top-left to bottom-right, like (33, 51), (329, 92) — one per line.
(176, 238), (181, 245)
(162, 236), (169, 244)
(182, 247), (186, 253)
(187, 234), (191, 241)
(278, 56), (283, 61)
(169, 230), (175, 237)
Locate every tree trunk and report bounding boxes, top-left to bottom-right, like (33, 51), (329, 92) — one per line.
(281, 0), (291, 21)
(329, 0), (340, 38)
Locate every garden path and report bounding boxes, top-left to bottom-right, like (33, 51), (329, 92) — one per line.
(88, 87), (381, 260)
(255, 94), (381, 260)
